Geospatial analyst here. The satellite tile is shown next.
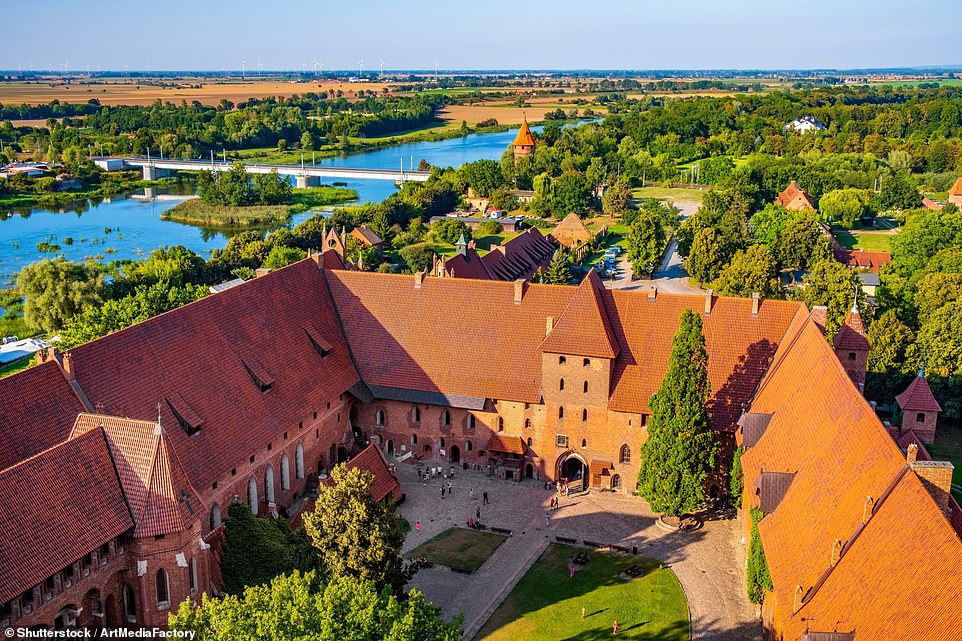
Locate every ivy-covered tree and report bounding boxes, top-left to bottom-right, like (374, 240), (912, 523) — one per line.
(746, 507), (773, 604)
(303, 464), (407, 594)
(637, 309), (717, 517)
(169, 571), (461, 641)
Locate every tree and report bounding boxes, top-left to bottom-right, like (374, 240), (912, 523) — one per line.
(684, 227), (727, 285)
(916, 300), (962, 378)
(637, 309), (717, 516)
(874, 171), (921, 211)
(914, 272), (962, 322)
(399, 242), (434, 273)
(865, 310), (918, 403)
(303, 464), (408, 594)
(542, 250), (573, 285)
(819, 189), (873, 229)
(459, 159), (504, 198)
(625, 209), (666, 277)
(169, 571), (461, 641)
(263, 246), (307, 270)
(431, 219), (472, 245)
(797, 259), (864, 338)
(776, 215), (830, 270)
(601, 178), (633, 217)
(300, 131), (314, 151)
(748, 204), (793, 247)
(549, 172), (592, 218)
(18, 258), (103, 333)
(219, 503), (304, 596)
(714, 244), (782, 299)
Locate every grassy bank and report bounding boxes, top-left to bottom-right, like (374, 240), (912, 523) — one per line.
(0, 175), (185, 212)
(163, 186), (357, 227)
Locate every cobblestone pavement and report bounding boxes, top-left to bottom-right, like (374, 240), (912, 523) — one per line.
(395, 461), (761, 641)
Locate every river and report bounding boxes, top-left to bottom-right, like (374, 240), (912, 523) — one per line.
(0, 126), (540, 283)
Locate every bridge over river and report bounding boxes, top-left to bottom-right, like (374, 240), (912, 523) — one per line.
(116, 157), (432, 187)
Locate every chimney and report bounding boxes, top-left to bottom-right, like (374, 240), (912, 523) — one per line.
(751, 292), (760, 317)
(704, 290), (714, 316)
(414, 271), (425, 289)
(514, 279), (525, 304)
(909, 460), (954, 515)
(61, 351), (74, 381)
(647, 288), (657, 302)
(830, 539), (843, 566)
(546, 316), (554, 336)
(792, 585), (805, 614)
(255, 267), (272, 278)
(906, 443), (918, 463)
(862, 495), (875, 524)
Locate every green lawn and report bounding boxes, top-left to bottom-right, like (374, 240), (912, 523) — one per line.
(405, 527), (507, 572)
(477, 544), (689, 641)
(929, 425), (962, 502)
(832, 228), (894, 252)
(632, 186), (707, 204)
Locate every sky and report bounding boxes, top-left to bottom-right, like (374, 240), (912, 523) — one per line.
(3, 0), (960, 72)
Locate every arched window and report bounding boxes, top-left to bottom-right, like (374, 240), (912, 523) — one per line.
(559, 378), (565, 391)
(264, 465), (275, 503)
(558, 406), (564, 419)
(280, 454), (290, 491)
(467, 414), (475, 430)
(581, 438), (587, 448)
(498, 416), (504, 432)
(466, 440), (473, 452)
(583, 380), (588, 394)
(210, 503), (221, 530)
(619, 444), (631, 464)
(247, 477), (258, 515)
(188, 558), (198, 594)
(442, 410), (451, 427)
(582, 408), (588, 421)
(612, 474), (622, 489)
(295, 442), (305, 479)
(527, 437), (533, 446)
(411, 434), (418, 445)
(413, 406), (421, 423)
(155, 569), (169, 609)
(375, 409), (385, 427)
(525, 418), (532, 429)
(123, 584), (137, 623)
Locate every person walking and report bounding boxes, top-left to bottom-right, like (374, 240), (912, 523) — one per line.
(476, 506), (481, 521)
(581, 606), (586, 619)
(447, 480), (453, 494)
(612, 619), (619, 635)
(483, 491), (489, 505)
(415, 521), (421, 534)
(545, 512), (550, 527)
(441, 486), (445, 499)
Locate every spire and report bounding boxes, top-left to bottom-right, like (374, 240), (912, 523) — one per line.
(455, 233), (468, 257)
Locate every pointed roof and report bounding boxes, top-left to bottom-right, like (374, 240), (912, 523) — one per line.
(71, 413), (207, 537)
(549, 212), (594, 249)
(776, 180), (817, 211)
(896, 373), (942, 413)
(949, 176), (962, 196)
(512, 119), (536, 148)
(540, 270), (619, 359)
(832, 308), (869, 351)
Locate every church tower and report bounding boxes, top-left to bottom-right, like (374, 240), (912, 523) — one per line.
(512, 117), (536, 161)
(832, 302), (869, 393)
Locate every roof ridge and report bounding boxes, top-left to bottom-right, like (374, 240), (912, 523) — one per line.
(539, 271), (619, 359)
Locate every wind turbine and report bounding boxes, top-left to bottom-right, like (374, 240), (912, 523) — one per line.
(241, 59), (246, 80)
(379, 57), (385, 78)
(257, 59), (263, 76)
(358, 59), (364, 78)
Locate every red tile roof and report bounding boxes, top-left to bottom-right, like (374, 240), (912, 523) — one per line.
(481, 228), (555, 281)
(0, 429), (133, 604)
(343, 444), (400, 503)
(895, 374), (942, 413)
(832, 247), (892, 272)
(776, 181), (816, 211)
(65, 260), (359, 491)
(487, 434), (525, 455)
(71, 414), (207, 537)
(949, 177), (962, 196)
(606, 291), (804, 428)
(0, 360), (86, 471)
(549, 213), (594, 249)
(512, 120), (535, 148)
(350, 225), (383, 247)
(438, 248), (493, 280)
(742, 318), (962, 639)
(832, 309), (869, 351)
(541, 270), (619, 359)
(921, 196), (943, 211)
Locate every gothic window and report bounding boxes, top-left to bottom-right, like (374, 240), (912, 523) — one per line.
(295, 443), (305, 479)
(442, 410), (451, 427)
(583, 380), (588, 394)
(581, 438), (587, 448)
(620, 444), (631, 464)
(582, 408), (588, 421)
(155, 569), (169, 609)
(247, 477), (258, 515)
(498, 416), (505, 432)
(559, 378), (565, 391)
(280, 454), (291, 491)
(209, 503), (221, 530)
(413, 406), (421, 423)
(467, 414), (476, 431)
(189, 558), (198, 594)
(558, 406), (564, 419)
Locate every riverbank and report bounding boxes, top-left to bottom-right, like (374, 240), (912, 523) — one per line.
(163, 186), (357, 227)
(0, 174), (187, 213)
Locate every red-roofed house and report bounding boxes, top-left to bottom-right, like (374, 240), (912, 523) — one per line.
(949, 177), (962, 208)
(895, 372), (942, 443)
(776, 181), (817, 212)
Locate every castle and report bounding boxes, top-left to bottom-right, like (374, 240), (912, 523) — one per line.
(1, 256), (959, 639)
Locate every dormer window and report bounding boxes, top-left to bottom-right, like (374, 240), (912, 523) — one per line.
(305, 327), (332, 358)
(242, 359), (274, 392)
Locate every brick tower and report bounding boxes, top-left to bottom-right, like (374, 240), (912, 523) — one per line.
(832, 302), (869, 393)
(512, 117), (536, 161)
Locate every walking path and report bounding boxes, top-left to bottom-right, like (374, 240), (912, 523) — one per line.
(395, 462), (760, 641)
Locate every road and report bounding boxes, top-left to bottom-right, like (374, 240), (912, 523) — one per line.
(605, 199), (703, 295)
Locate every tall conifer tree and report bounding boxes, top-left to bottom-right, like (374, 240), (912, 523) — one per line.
(637, 309), (717, 516)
